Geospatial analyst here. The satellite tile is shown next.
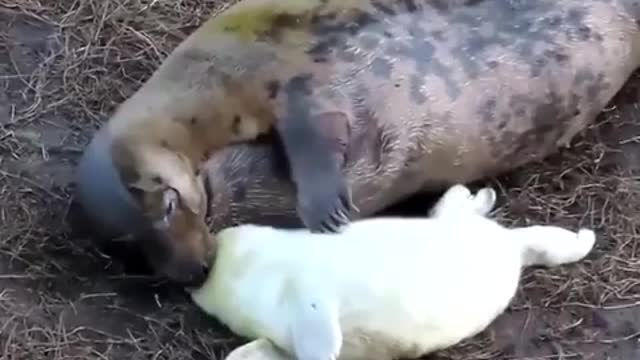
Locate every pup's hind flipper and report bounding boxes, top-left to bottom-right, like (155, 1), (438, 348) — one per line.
(430, 184), (497, 217)
(429, 184), (473, 217)
(516, 226), (597, 267)
(470, 187), (497, 216)
(225, 339), (291, 360)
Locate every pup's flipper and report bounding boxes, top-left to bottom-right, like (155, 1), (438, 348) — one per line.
(225, 339), (291, 360)
(288, 279), (343, 360)
(516, 226), (597, 267)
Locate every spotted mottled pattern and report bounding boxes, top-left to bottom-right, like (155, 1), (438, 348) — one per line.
(197, 0), (638, 169)
(209, 0), (622, 99)
(193, 0), (640, 230)
(83, 0), (640, 283)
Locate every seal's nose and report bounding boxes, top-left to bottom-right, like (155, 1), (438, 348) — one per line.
(182, 265), (209, 294)
(194, 263), (210, 285)
(169, 262), (209, 287)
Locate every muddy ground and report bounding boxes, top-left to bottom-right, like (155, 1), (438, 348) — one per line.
(1, 1), (640, 359)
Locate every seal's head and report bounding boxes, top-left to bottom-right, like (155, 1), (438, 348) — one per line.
(73, 128), (212, 286)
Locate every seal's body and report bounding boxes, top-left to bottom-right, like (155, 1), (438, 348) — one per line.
(202, 0), (640, 232)
(74, 0), (640, 284)
(190, 184), (596, 360)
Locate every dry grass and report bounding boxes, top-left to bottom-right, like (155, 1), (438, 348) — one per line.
(1, 0), (640, 359)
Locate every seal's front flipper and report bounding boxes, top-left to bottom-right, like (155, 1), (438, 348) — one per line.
(225, 339), (291, 360)
(276, 110), (354, 233)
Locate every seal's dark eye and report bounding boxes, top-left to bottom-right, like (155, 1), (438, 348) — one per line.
(166, 198), (175, 217)
(162, 188), (179, 219)
(127, 186), (146, 203)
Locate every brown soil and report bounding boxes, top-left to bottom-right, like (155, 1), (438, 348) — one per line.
(1, 1), (639, 359)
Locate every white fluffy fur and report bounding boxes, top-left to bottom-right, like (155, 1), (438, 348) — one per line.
(190, 184), (596, 360)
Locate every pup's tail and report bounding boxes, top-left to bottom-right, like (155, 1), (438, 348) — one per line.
(510, 226), (596, 267)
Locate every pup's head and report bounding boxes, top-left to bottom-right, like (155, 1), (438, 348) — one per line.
(108, 139), (214, 285)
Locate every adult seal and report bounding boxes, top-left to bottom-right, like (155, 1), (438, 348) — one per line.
(74, 0), (640, 285)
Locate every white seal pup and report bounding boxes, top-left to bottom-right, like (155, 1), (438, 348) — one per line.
(190, 184), (596, 360)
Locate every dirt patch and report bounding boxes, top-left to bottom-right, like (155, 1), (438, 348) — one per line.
(1, 1), (640, 359)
